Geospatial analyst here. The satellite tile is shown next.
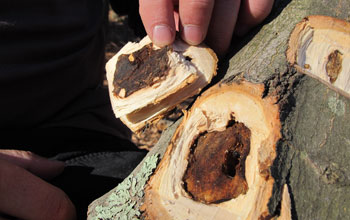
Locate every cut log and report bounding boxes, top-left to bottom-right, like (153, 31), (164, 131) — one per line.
(287, 15), (350, 98)
(142, 81), (283, 219)
(106, 36), (217, 133)
(88, 1), (350, 219)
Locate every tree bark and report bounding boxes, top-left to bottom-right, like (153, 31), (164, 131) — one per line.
(88, 0), (350, 219)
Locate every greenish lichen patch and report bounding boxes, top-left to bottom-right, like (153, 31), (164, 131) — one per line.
(94, 154), (159, 220)
(328, 95), (345, 116)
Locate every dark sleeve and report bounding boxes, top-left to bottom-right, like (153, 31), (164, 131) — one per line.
(108, 0), (146, 37)
(0, 0), (106, 128)
(109, 0), (134, 15)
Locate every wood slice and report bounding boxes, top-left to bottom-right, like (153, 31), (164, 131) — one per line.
(106, 36), (217, 133)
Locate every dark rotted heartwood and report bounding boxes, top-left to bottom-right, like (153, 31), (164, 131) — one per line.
(183, 121), (251, 204)
(113, 44), (171, 97)
(326, 50), (343, 83)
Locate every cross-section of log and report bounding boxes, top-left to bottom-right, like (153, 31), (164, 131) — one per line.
(287, 15), (350, 98)
(142, 80), (284, 219)
(106, 36), (217, 132)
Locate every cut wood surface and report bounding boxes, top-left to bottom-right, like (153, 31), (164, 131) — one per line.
(287, 15), (350, 98)
(278, 185), (292, 220)
(142, 81), (283, 219)
(88, 0), (350, 219)
(106, 36), (217, 133)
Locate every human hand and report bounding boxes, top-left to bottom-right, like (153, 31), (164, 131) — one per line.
(0, 150), (76, 220)
(139, 0), (274, 56)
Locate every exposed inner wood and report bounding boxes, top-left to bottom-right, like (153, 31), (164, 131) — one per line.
(106, 36), (217, 132)
(122, 74), (200, 125)
(277, 185), (292, 220)
(326, 50), (343, 83)
(113, 44), (171, 98)
(142, 81), (283, 220)
(287, 15), (350, 98)
(183, 121), (250, 204)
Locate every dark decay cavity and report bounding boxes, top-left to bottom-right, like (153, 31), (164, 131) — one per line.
(185, 56), (192, 62)
(326, 49), (343, 84)
(113, 44), (171, 98)
(183, 120), (251, 204)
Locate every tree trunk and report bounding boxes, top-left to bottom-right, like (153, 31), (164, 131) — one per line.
(88, 0), (350, 219)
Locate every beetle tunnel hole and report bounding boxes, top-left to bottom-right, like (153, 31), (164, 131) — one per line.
(185, 56), (192, 62)
(222, 148), (241, 178)
(183, 119), (251, 204)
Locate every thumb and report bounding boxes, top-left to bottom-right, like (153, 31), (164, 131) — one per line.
(0, 150), (65, 180)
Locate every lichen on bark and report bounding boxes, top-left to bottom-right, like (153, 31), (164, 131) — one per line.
(93, 154), (159, 220)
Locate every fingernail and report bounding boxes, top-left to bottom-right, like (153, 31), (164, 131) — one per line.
(152, 25), (173, 47)
(183, 25), (203, 45)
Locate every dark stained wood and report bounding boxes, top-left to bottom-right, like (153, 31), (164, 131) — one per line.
(326, 50), (343, 83)
(183, 121), (251, 204)
(113, 44), (171, 97)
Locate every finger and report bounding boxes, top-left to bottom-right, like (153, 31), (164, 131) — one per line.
(139, 0), (176, 47)
(179, 0), (215, 45)
(205, 0), (241, 56)
(0, 160), (76, 220)
(234, 0), (274, 36)
(0, 150), (64, 180)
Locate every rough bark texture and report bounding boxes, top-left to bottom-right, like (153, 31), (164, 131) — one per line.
(88, 0), (350, 219)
